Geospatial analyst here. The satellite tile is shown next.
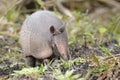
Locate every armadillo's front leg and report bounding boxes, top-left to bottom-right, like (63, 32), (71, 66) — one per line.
(43, 59), (49, 65)
(25, 56), (36, 67)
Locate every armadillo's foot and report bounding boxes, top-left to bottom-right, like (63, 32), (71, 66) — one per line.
(25, 56), (36, 67)
(43, 59), (49, 66)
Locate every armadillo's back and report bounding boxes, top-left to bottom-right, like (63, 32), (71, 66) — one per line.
(22, 10), (63, 40)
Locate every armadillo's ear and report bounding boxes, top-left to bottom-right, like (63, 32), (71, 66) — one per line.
(59, 22), (66, 33)
(59, 27), (65, 33)
(50, 25), (55, 34)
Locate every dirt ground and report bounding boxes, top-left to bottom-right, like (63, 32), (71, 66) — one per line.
(0, 35), (119, 80)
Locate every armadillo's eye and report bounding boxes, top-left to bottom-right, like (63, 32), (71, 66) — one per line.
(50, 25), (55, 34)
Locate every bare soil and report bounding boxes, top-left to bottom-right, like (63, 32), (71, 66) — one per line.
(0, 35), (119, 80)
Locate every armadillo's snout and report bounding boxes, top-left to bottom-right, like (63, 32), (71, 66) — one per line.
(54, 37), (69, 61)
(56, 44), (68, 61)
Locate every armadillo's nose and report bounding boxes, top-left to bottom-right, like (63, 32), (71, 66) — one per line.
(61, 53), (68, 61)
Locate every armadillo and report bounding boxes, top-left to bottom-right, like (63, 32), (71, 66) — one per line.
(20, 10), (68, 67)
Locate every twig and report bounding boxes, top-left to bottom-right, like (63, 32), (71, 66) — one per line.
(2, 0), (23, 17)
(55, 0), (74, 19)
(101, 54), (120, 61)
(0, 0), (23, 27)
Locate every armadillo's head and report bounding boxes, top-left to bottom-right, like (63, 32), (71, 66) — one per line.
(49, 24), (68, 60)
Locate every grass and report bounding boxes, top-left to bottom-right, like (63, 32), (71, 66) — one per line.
(0, 0), (120, 79)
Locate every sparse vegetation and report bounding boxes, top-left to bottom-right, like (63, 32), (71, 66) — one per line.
(0, 0), (120, 80)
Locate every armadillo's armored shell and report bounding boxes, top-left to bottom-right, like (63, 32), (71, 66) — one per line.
(20, 11), (67, 59)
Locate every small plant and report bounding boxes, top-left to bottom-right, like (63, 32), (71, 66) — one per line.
(99, 46), (112, 56)
(98, 27), (107, 37)
(12, 64), (47, 77)
(60, 57), (86, 68)
(53, 69), (81, 80)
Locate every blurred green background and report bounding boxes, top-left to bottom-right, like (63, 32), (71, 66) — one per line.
(0, 0), (120, 45)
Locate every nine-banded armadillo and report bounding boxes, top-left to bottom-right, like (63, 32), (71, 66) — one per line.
(20, 10), (68, 67)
